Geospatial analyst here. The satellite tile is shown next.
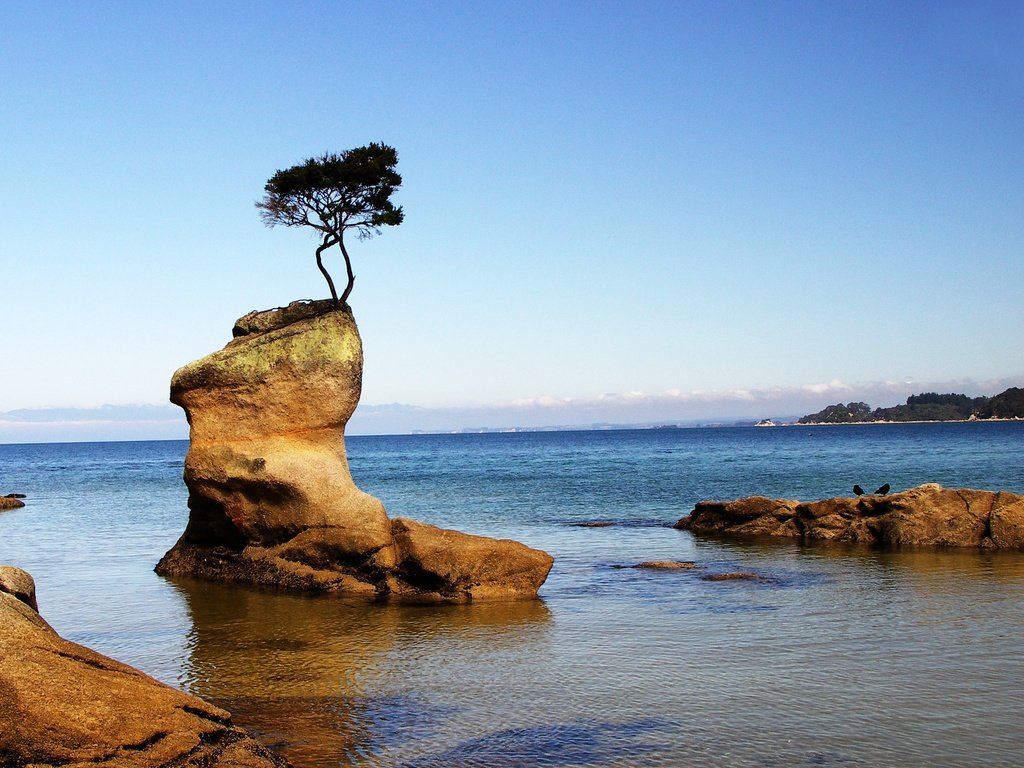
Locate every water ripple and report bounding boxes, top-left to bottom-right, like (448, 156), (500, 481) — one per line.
(391, 718), (678, 768)
(3, 429), (1024, 767)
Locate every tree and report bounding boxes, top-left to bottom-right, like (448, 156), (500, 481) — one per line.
(256, 143), (403, 305)
(976, 387), (1024, 419)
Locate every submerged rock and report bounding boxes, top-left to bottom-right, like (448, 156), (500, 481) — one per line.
(701, 571), (764, 582)
(676, 484), (1024, 549)
(0, 566), (291, 767)
(632, 560), (698, 570)
(156, 300), (552, 600)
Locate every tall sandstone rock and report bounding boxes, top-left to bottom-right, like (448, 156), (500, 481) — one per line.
(156, 300), (552, 601)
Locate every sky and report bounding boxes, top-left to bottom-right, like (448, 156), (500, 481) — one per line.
(2, 1), (1022, 441)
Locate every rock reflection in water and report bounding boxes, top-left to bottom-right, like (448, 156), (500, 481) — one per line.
(166, 577), (551, 767)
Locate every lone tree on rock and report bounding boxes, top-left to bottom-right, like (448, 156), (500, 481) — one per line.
(256, 143), (403, 305)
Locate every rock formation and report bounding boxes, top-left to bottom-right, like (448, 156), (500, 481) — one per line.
(0, 566), (291, 767)
(1, 494), (25, 510)
(676, 483), (1024, 549)
(156, 300), (553, 600)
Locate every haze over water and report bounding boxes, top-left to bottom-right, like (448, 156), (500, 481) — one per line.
(2, 422), (1023, 767)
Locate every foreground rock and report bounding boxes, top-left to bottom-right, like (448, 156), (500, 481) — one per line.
(156, 300), (553, 600)
(0, 566), (290, 767)
(676, 484), (1024, 549)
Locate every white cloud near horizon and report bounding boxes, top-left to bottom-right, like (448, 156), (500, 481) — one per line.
(2, 375), (1021, 443)
(493, 375), (1017, 412)
(349, 375), (1024, 435)
(0, 405), (189, 444)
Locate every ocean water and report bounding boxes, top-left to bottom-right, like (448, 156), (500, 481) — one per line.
(2, 422), (1023, 767)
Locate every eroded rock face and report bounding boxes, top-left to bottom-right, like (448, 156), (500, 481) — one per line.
(0, 566), (290, 768)
(388, 518), (554, 601)
(676, 484), (1024, 549)
(156, 300), (553, 600)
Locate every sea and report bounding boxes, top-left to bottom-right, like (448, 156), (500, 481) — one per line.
(2, 421), (1023, 768)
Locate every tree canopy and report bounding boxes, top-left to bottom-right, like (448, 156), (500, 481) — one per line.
(256, 143), (403, 305)
(976, 387), (1024, 419)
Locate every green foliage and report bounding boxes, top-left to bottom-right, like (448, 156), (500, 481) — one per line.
(797, 402), (870, 424)
(799, 389), (1023, 423)
(872, 403), (973, 422)
(976, 387), (1024, 419)
(874, 393), (989, 422)
(256, 143), (403, 304)
(906, 392), (982, 410)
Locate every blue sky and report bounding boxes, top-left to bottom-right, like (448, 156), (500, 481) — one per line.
(2, 1), (1022, 440)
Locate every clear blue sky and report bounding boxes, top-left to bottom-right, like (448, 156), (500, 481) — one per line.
(2, 1), (1022, 438)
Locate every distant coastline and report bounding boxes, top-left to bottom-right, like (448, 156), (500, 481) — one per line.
(403, 417), (1024, 435)
(796, 387), (1024, 425)
(793, 416), (1024, 427)
(4, 390), (1023, 445)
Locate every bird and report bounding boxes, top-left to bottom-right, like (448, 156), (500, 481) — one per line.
(853, 485), (865, 496)
(874, 483), (890, 495)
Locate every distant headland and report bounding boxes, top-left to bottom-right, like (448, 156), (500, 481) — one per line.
(798, 387), (1024, 425)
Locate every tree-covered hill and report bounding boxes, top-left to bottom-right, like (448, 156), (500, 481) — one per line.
(975, 387), (1024, 419)
(798, 388), (1024, 424)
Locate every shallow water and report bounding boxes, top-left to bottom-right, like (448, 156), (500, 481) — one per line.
(2, 423), (1023, 767)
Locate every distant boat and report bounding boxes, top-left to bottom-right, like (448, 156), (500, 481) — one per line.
(755, 419), (777, 427)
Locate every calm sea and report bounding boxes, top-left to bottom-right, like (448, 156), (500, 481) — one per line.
(2, 422), (1023, 767)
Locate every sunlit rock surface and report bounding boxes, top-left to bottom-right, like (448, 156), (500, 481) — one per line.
(0, 495), (25, 510)
(676, 483), (1024, 548)
(0, 566), (291, 767)
(156, 300), (552, 600)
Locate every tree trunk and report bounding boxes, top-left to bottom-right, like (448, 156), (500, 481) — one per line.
(316, 235), (339, 304)
(338, 237), (356, 306)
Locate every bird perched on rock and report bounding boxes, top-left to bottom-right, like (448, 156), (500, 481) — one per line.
(874, 483), (890, 495)
(853, 485), (865, 496)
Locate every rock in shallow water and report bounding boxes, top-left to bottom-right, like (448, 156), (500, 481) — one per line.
(701, 571), (764, 582)
(156, 300), (553, 600)
(676, 483), (1024, 549)
(632, 560), (698, 570)
(0, 495), (25, 510)
(0, 566), (291, 767)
